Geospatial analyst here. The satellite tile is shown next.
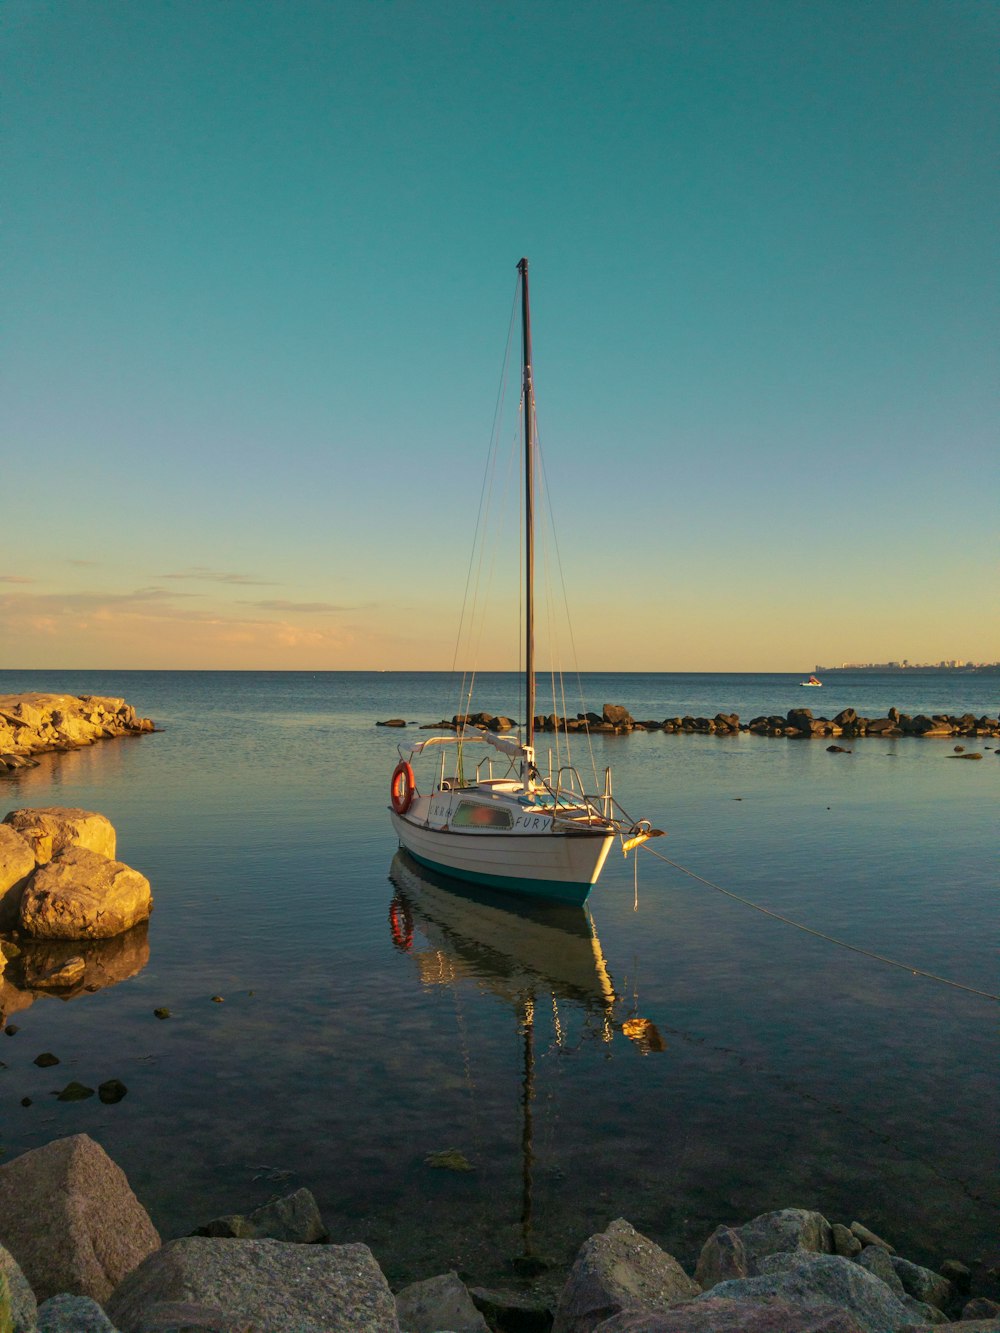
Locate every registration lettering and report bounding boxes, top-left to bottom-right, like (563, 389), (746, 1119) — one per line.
(513, 813), (550, 832)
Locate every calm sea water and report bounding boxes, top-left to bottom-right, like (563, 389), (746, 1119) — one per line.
(0, 670), (997, 1290)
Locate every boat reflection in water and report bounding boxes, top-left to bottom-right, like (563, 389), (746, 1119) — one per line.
(386, 851), (665, 1259)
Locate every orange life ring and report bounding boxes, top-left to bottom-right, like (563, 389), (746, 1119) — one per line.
(389, 897), (414, 952)
(390, 761), (416, 814)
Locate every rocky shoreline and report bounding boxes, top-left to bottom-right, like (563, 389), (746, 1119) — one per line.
(0, 695), (155, 773)
(0, 1135), (997, 1331)
(379, 705), (1000, 744)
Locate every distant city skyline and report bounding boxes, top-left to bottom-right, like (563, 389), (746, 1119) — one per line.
(817, 660), (1000, 671)
(4, 1), (997, 671)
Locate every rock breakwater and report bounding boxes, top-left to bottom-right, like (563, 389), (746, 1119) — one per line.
(0, 1136), (997, 1331)
(383, 704), (1000, 743)
(0, 695), (155, 772)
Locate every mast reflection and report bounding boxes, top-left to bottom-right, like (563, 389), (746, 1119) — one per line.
(386, 851), (664, 1259)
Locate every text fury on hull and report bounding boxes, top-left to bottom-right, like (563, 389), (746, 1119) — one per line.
(388, 259), (661, 906)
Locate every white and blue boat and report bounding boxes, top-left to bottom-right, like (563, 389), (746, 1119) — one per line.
(388, 260), (658, 905)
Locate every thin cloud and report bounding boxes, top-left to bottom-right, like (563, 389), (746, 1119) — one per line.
(0, 575), (33, 584)
(159, 567), (278, 586)
(244, 598), (356, 614)
(67, 559), (100, 567)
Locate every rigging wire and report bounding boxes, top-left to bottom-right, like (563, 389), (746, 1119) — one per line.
(452, 275), (520, 726)
(535, 426), (602, 795)
(639, 842), (1000, 1003)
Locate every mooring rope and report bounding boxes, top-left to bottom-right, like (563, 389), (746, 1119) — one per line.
(639, 842), (1000, 1003)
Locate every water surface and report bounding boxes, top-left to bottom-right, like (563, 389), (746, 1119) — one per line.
(0, 670), (996, 1288)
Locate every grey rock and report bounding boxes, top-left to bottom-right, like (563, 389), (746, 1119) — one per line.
(848, 1223), (894, 1254)
(395, 1271), (489, 1332)
(694, 1226), (747, 1290)
(855, 1245), (905, 1297)
(593, 1298), (865, 1330)
(941, 1260), (971, 1286)
(703, 1253), (913, 1333)
(105, 1237), (398, 1333)
(831, 1226), (861, 1259)
(900, 1294), (950, 1324)
(35, 1292), (119, 1331)
(738, 1210), (833, 1263)
(553, 1217), (700, 1333)
(197, 1188), (327, 1244)
(936, 1321), (1000, 1332)
(1, 1243), (38, 1333)
(695, 1210), (833, 1291)
(889, 1257), (951, 1311)
(962, 1299), (1000, 1319)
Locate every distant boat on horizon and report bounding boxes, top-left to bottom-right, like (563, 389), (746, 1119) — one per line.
(800, 674), (823, 687)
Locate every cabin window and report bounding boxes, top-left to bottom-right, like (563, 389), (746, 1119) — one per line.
(452, 801), (513, 830)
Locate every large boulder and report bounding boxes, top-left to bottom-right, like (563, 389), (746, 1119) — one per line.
(2, 808), (116, 864)
(0, 825), (35, 931)
(703, 1253), (913, 1333)
(602, 705), (635, 729)
(1, 1243), (38, 1333)
(889, 1257), (951, 1312)
(105, 1237), (399, 1333)
(19, 847), (152, 940)
(395, 1271), (489, 1332)
(553, 1218), (700, 1333)
(592, 1298), (865, 1330)
(696, 1210), (833, 1290)
(0, 1134), (160, 1304)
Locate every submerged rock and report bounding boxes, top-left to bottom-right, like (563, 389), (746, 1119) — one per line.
(196, 1187), (327, 1244)
(425, 1148), (474, 1171)
(56, 1081), (95, 1101)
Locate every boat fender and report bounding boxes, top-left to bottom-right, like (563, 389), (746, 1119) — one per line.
(389, 897), (413, 951)
(390, 760), (416, 814)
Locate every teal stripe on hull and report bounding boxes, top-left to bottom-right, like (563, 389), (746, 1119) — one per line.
(404, 847), (594, 906)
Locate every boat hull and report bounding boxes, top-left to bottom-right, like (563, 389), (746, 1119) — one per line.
(390, 810), (613, 905)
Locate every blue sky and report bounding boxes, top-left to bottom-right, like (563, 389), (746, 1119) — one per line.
(4, 0), (997, 670)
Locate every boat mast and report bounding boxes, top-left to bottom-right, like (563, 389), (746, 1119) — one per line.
(518, 257), (535, 756)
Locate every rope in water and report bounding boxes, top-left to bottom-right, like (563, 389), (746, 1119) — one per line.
(638, 842), (1000, 1003)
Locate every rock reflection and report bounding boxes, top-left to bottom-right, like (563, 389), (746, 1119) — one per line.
(386, 851), (664, 1259)
(0, 919), (149, 1019)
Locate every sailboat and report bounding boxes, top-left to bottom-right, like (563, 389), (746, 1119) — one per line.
(389, 259), (660, 905)
(800, 675), (823, 688)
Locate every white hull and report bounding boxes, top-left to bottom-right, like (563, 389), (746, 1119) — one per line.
(390, 803), (614, 905)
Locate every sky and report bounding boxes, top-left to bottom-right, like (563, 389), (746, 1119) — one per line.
(3, 0), (998, 672)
